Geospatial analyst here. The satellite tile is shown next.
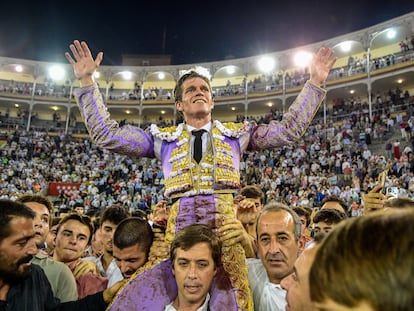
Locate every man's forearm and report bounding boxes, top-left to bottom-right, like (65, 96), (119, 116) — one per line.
(59, 292), (107, 311)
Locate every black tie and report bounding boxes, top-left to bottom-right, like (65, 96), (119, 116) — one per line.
(192, 129), (205, 163)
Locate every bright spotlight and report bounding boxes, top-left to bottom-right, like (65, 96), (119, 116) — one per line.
(294, 51), (313, 68)
(121, 71), (133, 80)
(49, 65), (65, 81)
(339, 41), (352, 52)
(15, 65), (23, 72)
(258, 56), (275, 73)
(158, 72), (165, 80)
(226, 66), (235, 75)
(387, 29), (396, 39)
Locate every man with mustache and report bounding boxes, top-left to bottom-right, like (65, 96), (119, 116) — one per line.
(0, 199), (125, 310)
(248, 202), (303, 311)
(16, 194), (78, 302)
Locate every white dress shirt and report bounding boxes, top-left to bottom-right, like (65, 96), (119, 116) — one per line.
(153, 121), (250, 160)
(83, 255), (123, 288)
(247, 258), (287, 311)
(164, 293), (210, 311)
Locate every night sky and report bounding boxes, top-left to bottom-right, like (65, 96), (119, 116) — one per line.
(1, 1), (413, 65)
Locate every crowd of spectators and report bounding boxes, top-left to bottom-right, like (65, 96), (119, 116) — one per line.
(1, 34), (414, 311)
(2, 89), (414, 218)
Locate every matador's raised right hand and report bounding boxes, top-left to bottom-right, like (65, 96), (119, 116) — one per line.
(65, 40), (103, 87)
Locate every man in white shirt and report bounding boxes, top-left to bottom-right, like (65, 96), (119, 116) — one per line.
(164, 224), (221, 311)
(248, 202), (303, 311)
(89, 206), (130, 287)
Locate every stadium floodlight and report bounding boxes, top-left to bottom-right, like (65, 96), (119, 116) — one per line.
(257, 56), (275, 73)
(386, 29), (396, 39)
(15, 65), (23, 72)
(49, 65), (65, 81)
(226, 65), (236, 75)
(338, 41), (352, 53)
(121, 71), (133, 80)
(293, 51), (313, 68)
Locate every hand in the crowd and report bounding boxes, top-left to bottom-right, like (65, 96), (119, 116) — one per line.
(218, 218), (256, 258)
(309, 47), (337, 86)
(237, 198), (257, 210)
(92, 249), (103, 258)
(148, 227), (170, 260)
(233, 194), (245, 205)
(92, 246), (104, 258)
(236, 198), (259, 225)
(310, 207), (319, 224)
(73, 260), (99, 278)
(65, 40), (103, 87)
(362, 184), (386, 213)
(153, 200), (169, 222)
(103, 279), (128, 303)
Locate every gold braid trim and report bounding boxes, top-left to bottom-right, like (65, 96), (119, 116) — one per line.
(214, 194), (253, 311)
